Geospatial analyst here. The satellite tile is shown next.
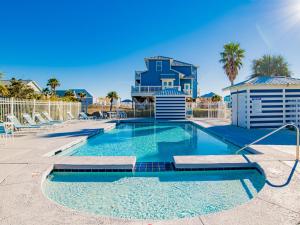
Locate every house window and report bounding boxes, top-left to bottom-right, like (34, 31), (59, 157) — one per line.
(156, 61), (162, 72)
(162, 79), (174, 89)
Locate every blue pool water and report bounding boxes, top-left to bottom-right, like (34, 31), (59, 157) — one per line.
(43, 170), (265, 220)
(64, 122), (242, 161)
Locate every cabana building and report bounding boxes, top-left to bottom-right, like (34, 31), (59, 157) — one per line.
(223, 76), (300, 129)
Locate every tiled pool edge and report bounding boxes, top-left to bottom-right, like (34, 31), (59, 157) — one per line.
(44, 122), (116, 157)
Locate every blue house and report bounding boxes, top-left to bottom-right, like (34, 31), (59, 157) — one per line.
(56, 89), (94, 111)
(131, 56), (198, 101)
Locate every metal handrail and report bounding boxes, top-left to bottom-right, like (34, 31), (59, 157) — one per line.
(236, 123), (300, 160)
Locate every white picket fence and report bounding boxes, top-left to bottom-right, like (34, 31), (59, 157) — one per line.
(0, 97), (81, 123)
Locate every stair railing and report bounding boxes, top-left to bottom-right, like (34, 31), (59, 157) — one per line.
(236, 123), (299, 160)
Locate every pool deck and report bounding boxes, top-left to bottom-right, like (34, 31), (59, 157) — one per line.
(0, 118), (300, 225)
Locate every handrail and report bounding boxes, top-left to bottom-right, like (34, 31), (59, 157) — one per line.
(236, 123), (299, 160)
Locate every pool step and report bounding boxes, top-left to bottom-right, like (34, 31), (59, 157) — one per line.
(173, 155), (257, 170)
(53, 156), (136, 171)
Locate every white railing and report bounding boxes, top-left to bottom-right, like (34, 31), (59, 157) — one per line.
(0, 97), (81, 123)
(235, 123), (299, 160)
(131, 86), (182, 93)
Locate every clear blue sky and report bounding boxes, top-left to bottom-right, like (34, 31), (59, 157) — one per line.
(1, 0), (300, 99)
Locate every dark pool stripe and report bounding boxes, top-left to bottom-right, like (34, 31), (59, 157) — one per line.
(52, 162), (261, 174)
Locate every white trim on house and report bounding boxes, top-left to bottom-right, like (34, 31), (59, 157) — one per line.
(156, 61), (162, 72)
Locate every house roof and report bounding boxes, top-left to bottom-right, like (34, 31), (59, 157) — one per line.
(56, 89), (93, 98)
(145, 56), (173, 61)
(1, 79), (42, 92)
(121, 99), (132, 103)
(154, 88), (187, 96)
(223, 76), (300, 91)
(144, 56), (197, 67)
(172, 60), (193, 67)
(200, 92), (218, 98)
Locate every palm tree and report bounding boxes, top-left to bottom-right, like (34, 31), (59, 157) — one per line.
(106, 91), (119, 111)
(0, 72), (7, 97)
(42, 88), (51, 99)
(0, 84), (8, 97)
(47, 78), (60, 95)
(219, 42), (245, 85)
(64, 89), (75, 97)
(78, 92), (86, 101)
(251, 55), (291, 78)
(211, 95), (222, 102)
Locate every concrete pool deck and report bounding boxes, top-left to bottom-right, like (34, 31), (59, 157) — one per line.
(0, 118), (299, 225)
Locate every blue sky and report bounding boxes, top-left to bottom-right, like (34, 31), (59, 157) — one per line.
(1, 0), (300, 99)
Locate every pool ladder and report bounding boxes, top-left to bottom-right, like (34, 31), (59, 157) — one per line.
(235, 123), (300, 160)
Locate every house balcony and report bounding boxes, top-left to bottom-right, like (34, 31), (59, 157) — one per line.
(131, 86), (191, 97)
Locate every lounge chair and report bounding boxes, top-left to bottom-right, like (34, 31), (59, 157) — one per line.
(67, 111), (76, 120)
(6, 114), (41, 130)
(42, 112), (63, 124)
(34, 113), (61, 126)
(98, 111), (107, 119)
(0, 122), (14, 144)
(116, 110), (127, 119)
(23, 113), (47, 127)
(79, 112), (96, 120)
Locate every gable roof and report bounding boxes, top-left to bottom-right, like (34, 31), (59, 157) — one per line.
(172, 60), (193, 67)
(200, 92), (218, 98)
(56, 89), (93, 98)
(154, 88), (187, 96)
(145, 56), (173, 61)
(223, 76), (300, 91)
(144, 56), (197, 67)
(1, 79), (42, 92)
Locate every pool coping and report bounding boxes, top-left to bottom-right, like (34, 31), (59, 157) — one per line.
(1, 119), (300, 225)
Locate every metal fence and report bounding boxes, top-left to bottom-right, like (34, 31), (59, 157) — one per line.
(0, 97), (82, 123)
(117, 102), (230, 119)
(187, 102), (231, 120)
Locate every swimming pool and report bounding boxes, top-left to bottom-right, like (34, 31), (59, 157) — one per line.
(62, 122), (243, 161)
(43, 169), (265, 220)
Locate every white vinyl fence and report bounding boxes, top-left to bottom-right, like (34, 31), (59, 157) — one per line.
(0, 97), (81, 123)
(187, 102), (231, 120)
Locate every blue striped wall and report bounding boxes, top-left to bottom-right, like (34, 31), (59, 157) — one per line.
(155, 96), (186, 119)
(231, 88), (300, 128)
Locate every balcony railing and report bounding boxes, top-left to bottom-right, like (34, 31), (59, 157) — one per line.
(131, 86), (191, 95)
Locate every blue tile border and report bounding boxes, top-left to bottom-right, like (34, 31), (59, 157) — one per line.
(52, 162), (262, 175)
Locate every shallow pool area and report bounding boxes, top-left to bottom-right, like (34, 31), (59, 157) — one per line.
(62, 122), (243, 161)
(43, 169), (265, 220)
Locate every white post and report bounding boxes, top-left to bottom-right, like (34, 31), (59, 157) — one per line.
(283, 89), (286, 125)
(48, 100), (51, 118)
(246, 89), (250, 129)
(10, 98), (14, 116)
(33, 99), (36, 118)
(78, 102), (80, 118)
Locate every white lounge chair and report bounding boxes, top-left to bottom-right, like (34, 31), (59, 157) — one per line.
(42, 112), (63, 124)
(67, 111), (76, 120)
(34, 113), (61, 127)
(79, 112), (96, 120)
(6, 114), (41, 130)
